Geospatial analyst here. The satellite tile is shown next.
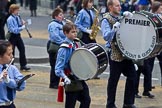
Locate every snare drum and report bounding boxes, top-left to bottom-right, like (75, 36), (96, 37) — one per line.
(116, 11), (162, 60)
(70, 43), (108, 80)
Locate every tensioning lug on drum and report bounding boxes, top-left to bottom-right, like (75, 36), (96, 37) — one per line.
(122, 54), (125, 57)
(114, 42), (117, 45)
(132, 11), (135, 14)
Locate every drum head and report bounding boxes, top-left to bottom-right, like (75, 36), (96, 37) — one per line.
(116, 12), (157, 60)
(70, 48), (98, 80)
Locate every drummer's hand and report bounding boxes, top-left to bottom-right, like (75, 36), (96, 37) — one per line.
(123, 11), (133, 17)
(64, 76), (71, 85)
(112, 22), (120, 32)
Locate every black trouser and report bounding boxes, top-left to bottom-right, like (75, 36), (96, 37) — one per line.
(0, 103), (16, 108)
(106, 52), (136, 108)
(0, 26), (5, 40)
(81, 32), (96, 44)
(0, 12), (6, 40)
(47, 41), (59, 87)
(156, 52), (162, 75)
(135, 55), (161, 94)
(65, 81), (91, 108)
(19, 0), (23, 6)
(135, 58), (154, 94)
(9, 33), (27, 67)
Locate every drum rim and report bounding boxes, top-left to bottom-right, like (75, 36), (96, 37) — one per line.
(70, 47), (99, 80)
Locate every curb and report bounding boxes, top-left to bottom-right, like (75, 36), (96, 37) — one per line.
(15, 57), (49, 64)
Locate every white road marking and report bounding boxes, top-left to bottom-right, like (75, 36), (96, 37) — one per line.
(102, 72), (159, 81)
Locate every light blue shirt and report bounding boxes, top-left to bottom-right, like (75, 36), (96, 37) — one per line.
(48, 19), (66, 45)
(7, 14), (23, 34)
(55, 38), (76, 79)
(101, 19), (116, 48)
(0, 65), (26, 103)
(75, 9), (94, 33)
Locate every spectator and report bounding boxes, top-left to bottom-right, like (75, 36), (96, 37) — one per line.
(19, 0), (23, 7)
(29, 0), (37, 17)
(138, 0), (150, 11)
(0, 0), (8, 40)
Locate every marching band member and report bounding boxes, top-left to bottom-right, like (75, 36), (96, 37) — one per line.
(135, 1), (162, 99)
(6, 4), (30, 71)
(101, 0), (137, 108)
(0, 40), (26, 108)
(55, 22), (91, 108)
(47, 7), (66, 89)
(74, 0), (96, 44)
(75, 0), (100, 79)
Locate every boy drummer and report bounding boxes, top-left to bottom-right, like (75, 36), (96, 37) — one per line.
(55, 22), (91, 108)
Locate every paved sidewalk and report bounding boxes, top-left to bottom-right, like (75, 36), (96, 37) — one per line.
(10, 5), (162, 108)
(14, 71), (162, 108)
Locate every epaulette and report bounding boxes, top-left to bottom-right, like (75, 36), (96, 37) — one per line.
(102, 12), (116, 28)
(60, 42), (73, 48)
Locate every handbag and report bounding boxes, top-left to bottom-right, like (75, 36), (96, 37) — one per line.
(64, 80), (83, 92)
(48, 42), (60, 53)
(5, 32), (11, 40)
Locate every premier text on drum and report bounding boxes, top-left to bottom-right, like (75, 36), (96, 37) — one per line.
(125, 18), (150, 26)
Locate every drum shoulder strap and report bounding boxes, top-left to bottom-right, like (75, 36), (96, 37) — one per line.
(60, 41), (78, 49)
(60, 42), (72, 48)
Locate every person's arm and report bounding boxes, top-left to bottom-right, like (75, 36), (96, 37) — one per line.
(4, 65), (26, 91)
(101, 19), (116, 42)
(7, 17), (25, 34)
(55, 48), (68, 79)
(75, 12), (88, 33)
(48, 24), (65, 45)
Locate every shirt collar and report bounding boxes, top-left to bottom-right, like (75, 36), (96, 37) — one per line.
(65, 37), (74, 44)
(53, 19), (63, 25)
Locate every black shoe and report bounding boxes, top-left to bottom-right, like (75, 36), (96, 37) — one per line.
(142, 92), (155, 98)
(123, 104), (136, 108)
(20, 66), (31, 71)
(93, 76), (100, 79)
(152, 86), (155, 89)
(49, 85), (58, 89)
(107, 105), (117, 108)
(135, 94), (142, 98)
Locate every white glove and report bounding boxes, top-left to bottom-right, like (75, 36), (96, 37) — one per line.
(112, 22), (120, 32)
(21, 25), (26, 30)
(86, 29), (92, 35)
(134, 64), (138, 71)
(64, 76), (71, 85)
(123, 11), (133, 17)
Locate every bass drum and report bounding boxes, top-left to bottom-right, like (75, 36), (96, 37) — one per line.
(70, 43), (108, 80)
(116, 11), (162, 60)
